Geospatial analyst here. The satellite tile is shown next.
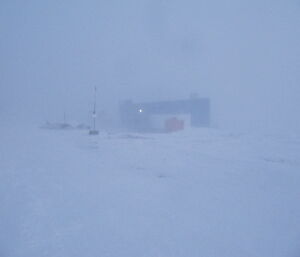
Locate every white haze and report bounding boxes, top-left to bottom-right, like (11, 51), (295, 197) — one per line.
(1, 0), (299, 132)
(1, 2), (300, 257)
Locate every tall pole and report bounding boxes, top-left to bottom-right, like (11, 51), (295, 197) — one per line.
(89, 86), (99, 135)
(93, 86), (97, 130)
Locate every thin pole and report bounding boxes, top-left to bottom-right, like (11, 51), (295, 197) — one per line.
(93, 87), (97, 130)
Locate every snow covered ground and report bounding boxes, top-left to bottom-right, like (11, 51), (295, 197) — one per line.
(1, 125), (300, 257)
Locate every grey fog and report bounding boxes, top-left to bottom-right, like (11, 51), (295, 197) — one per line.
(0, 0), (300, 257)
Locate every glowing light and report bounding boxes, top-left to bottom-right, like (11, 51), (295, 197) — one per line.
(139, 109), (143, 113)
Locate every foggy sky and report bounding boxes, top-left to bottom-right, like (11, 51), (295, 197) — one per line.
(1, 0), (299, 132)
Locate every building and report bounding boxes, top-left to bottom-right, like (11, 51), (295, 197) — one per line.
(119, 96), (210, 132)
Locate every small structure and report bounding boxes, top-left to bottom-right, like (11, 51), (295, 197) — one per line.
(119, 96), (210, 132)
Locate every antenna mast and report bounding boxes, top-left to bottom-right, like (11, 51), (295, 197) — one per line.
(89, 86), (99, 135)
(93, 86), (97, 130)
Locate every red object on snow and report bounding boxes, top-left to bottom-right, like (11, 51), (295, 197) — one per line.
(165, 117), (185, 132)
